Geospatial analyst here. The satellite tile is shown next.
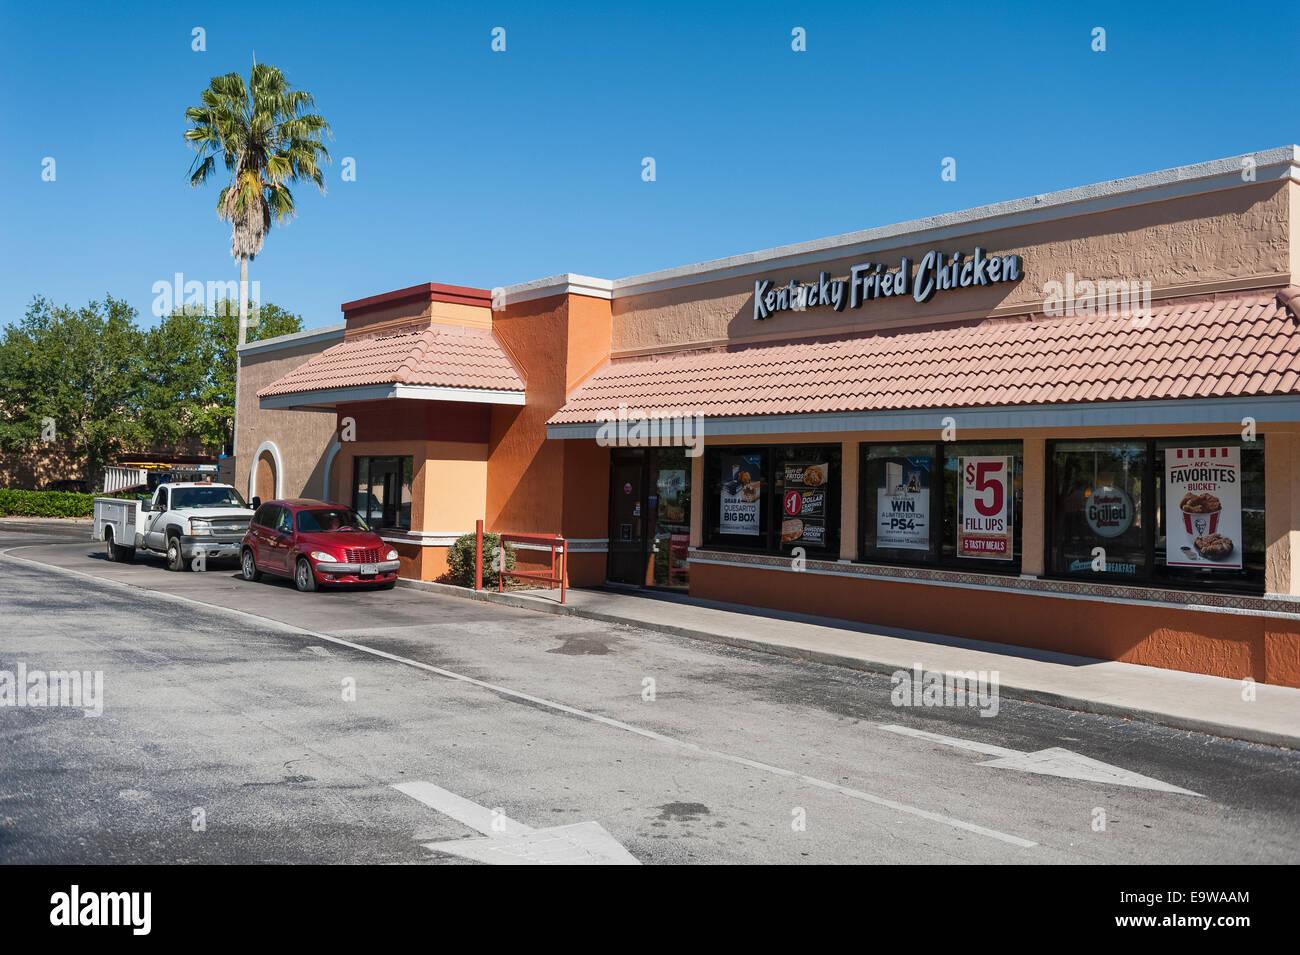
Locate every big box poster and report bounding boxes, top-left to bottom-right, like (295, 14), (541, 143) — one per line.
(720, 453), (762, 537)
(1164, 446), (1242, 570)
(958, 456), (1013, 560)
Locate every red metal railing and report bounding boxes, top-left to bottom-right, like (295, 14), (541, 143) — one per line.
(475, 519), (567, 604)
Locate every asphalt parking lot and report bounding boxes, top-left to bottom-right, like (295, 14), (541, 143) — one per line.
(1, 521), (1298, 864)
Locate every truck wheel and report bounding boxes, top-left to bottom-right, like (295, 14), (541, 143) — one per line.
(294, 557), (318, 593)
(241, 549), (262, 582)
(104, 530), (133, 563)
(166, 536), (185, 572)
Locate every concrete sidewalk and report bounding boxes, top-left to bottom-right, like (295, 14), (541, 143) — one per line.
(398, 578), (1300, 749)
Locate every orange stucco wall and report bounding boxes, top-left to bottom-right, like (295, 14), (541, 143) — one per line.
(487, 292), (612, 585)
(690, 561), (1300, 687)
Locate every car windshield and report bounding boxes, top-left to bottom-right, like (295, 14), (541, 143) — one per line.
(170, 486), (247, 509)
(297, 508), (370, 533)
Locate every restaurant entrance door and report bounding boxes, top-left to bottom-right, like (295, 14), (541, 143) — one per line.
(606, 448), (692, 588)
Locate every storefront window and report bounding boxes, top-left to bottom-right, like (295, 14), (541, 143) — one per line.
(859, 440), (1022, 573)
(860, 444), (939, 564)
(1047, 437), (1264, 592)
(651, 447), (692, 587)
(1154, 439), (1264, 588)
(352, 456), (413, 531)
(774, 445), (840, 555)
(704, 444), (840, 554)
(1049, 441), (1147, 579)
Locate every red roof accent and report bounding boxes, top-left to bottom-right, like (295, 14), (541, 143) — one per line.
(341, 282), (492, 317)
(548, 290), (1300, 424)
(258, 323), (525, 398)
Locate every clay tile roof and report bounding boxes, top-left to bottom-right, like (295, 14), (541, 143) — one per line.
(258, 323), (525, 398)
(548, 289), (1300, 424)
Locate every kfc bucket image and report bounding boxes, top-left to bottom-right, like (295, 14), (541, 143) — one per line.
(1179, 492), (1221, 537)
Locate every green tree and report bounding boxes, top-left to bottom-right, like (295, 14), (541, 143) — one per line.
(0, 296), (145, 485)
(142, 299), (302, 453)
(184, 63), (330, 346)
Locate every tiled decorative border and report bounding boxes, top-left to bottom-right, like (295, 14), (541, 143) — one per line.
(689, 548), (1300, 619)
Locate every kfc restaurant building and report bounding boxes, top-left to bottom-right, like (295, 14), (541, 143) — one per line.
(236, 147), (1300, 687)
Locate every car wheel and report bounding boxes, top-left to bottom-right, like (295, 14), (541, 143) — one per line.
(104, 531), (117, 562)
(165, 536), (184, 572)
(241, 548), (262, 582)
(294, 557), (318, 593)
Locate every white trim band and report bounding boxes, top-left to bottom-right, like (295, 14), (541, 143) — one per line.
(547, 394), (1300, 439)
(261, 382), (526, 410)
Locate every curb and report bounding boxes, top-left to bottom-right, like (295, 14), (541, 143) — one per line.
(397, 578), (1298, 749)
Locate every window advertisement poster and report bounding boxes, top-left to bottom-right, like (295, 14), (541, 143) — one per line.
(958, 456), (1013, 559)
(1165, 446), (1242, 569)
(720, 453), (763, 536)
(780, 461), (829, 548)
(876, 456), (931, 550)
(1085, 486), (1135, 539)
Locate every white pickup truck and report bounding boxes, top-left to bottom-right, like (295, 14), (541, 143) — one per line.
(93, 482), (255, 571)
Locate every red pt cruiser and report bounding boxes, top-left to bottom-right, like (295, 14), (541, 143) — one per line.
(241, 499), (401, 592)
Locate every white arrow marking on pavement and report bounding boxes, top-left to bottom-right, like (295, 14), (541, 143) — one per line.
(393, 781), (641, 865)
(878, 725), (1202, 796)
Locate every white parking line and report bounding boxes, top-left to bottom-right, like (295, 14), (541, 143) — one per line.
(2, 545), (1038, 849)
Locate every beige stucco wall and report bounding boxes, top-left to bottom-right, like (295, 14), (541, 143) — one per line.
(612, 180), (1293, 355)
(235, 336), (342, 503)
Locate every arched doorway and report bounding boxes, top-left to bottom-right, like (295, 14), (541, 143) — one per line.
(248, 440), (283, 504)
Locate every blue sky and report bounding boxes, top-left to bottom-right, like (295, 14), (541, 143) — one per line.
(2, 0), (1297, 331)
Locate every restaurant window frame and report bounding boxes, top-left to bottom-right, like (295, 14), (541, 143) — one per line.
(858, 440), (1024, 575)
(703, 443), (842, 556)
(1045, 435), (1265, 594)
(352, 455), (414, 532)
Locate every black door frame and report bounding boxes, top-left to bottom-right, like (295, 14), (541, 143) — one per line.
(606, 449), (649, 585)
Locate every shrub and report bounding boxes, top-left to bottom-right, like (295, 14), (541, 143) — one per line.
(0, 489), (97, 517)
(445, 531), (516, 588)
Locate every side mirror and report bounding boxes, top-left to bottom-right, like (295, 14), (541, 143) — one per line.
(251, 497), (262, 510)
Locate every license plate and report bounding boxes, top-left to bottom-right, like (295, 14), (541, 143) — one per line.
(360, 564), (378, 575)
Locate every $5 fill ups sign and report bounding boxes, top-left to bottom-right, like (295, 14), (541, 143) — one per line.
(958, 456), (1013, 560)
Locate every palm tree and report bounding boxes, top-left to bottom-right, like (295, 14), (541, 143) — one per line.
(184, 63), (330, 346)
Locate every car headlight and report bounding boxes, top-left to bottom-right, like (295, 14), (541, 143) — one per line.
(385, 549), (398, 561)
(190, 521), (211, 536)
(309, 551), (338, 563)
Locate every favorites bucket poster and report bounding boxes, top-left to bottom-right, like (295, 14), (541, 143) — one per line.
(1165, 446), (1242, 569)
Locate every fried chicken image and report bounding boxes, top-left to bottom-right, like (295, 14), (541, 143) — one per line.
(1179, 492), (1221, 514)
(1194, 533), (1234, 560)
